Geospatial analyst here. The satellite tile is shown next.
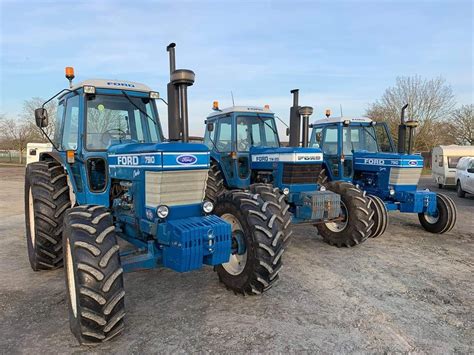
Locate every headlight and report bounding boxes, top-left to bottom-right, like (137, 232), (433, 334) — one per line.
(150, 91), (160, 99)
(83, 85), (96, 94)
(320, 185), (326, 191)
(203, 201), (214, 213)
(389, 187), (395, 196)
(282, 188), (290, 195)
(157, 205), (169, 218)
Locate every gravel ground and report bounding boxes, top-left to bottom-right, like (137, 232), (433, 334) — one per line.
(0, 165), (472, 353)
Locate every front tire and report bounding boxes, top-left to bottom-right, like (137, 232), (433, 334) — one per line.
(418, 193), (457, 234)
(456, 181), (466, 198)
(316, 181), (374, 247)
(25, 161), (71, 270)
(214, 190), (289, 295)
(367, 195), (389, 238)
(63, 205), (125, 344)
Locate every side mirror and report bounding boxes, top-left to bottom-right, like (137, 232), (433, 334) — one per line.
(34, 108), (49, 128)
(286, 127), (290, 136)
(207, 122), (214, 132)
(467, 168), (474, 174)
(316, 132), (322, 142)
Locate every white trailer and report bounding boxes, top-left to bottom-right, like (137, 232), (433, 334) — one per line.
(432, 145), (474, 188)
(26, 142), (53, 165)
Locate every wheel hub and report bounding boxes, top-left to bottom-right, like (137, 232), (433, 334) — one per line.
(325, 200), (349, 232)
(220, 213), (247, 276)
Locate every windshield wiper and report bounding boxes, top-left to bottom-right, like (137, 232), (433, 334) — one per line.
(255, 113), (280, 145)
(121, 90), (157, 126)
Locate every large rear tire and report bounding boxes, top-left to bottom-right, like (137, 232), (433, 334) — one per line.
(316, 181), (374, 247)
(63, 205), (125, 344)
(25, 161), (71, 270)
(205, 160), (226, 203)
(367, 195), (388, 238)
(249, 183), (292, 246)
(214, 190), (288, 295)
(418, 193), (456, 234)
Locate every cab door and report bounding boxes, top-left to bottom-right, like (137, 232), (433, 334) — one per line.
(319, 125), (343, 180)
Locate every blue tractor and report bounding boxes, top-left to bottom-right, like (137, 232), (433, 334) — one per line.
(203, 89), (375, 248)
(25, 43), (287, 344)
(309, 103), (457, 236)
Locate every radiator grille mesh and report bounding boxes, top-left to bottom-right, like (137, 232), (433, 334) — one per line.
(145, 170), (208, 206)
(389, 167), (422, 186)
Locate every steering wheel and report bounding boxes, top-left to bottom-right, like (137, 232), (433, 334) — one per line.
(101, 128), (127, 146)
(238, 139), (249, 151)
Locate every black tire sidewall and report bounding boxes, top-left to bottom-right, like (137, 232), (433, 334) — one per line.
(214, 200), (258, 290)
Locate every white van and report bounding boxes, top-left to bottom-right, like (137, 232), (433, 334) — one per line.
(432, 145), (474, 188)
(26, 142), (53, 165)
(455, 156), (474, 197)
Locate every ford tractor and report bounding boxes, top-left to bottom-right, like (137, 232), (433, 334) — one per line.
(25, 43), (287, 345)
(309, 103), (457, 236)
(203, 89), (375, 248)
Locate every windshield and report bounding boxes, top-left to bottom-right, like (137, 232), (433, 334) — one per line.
(342, 124), (394, 154)
(86, 94), (162, 150)
(236, 115), (279, 152)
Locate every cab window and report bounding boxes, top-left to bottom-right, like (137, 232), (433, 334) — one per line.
(322, 127), (338, 155)
(62, 95), (80, 150)
(215, 117), (233, 152)
(53, 102), (65, 147)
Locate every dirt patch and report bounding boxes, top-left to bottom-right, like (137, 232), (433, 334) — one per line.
(0, 167), (472, 353)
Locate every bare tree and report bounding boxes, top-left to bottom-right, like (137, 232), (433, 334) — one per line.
(366, 76), (456, 151)
(0, 116), (43, 164)
(448, 104), (473, 145)
(21, 97), (57, 141)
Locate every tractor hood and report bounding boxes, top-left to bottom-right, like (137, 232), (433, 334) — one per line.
(353, 151), (423, 169)
(107, 141), (210, 179)
(250, 146), (323, 169)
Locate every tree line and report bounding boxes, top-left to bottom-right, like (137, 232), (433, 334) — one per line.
(0, 75), (472, 164)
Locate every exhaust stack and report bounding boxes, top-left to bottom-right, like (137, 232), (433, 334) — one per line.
(397, 103), (409, 153)
(288, 89), (301, 147)
(166, 43), (195, 142)
(299, 106), (314, 148)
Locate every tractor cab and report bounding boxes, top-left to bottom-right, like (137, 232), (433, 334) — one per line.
(310, 116), (396, 181)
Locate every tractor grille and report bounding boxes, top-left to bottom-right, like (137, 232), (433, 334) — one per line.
(282, 163), (321, 184)
(145, 170), (208, 207)
(389, 167), (422, 186)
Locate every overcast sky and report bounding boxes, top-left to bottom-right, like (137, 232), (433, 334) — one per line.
(0, 0), (472, 137)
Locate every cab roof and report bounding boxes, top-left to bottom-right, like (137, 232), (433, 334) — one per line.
(71, 79), (153, 92)
(312, 116), (373, 125)
(207, 106), (273, 118)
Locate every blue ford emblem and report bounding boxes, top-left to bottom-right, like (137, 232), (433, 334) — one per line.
(176, 154), (197, 165)
(408, 160), (418, 166)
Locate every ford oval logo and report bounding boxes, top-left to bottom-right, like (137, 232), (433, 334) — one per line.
(176, 154), (197, 165)
(408, 160), (418, 166)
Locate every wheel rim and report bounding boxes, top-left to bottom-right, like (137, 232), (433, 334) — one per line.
(220, 213), (247, 276)
(28, 188), (36, 245)
(424, 211), (439, 224)
(66, 238), (78, 317)
(325, 201), (349, 232)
